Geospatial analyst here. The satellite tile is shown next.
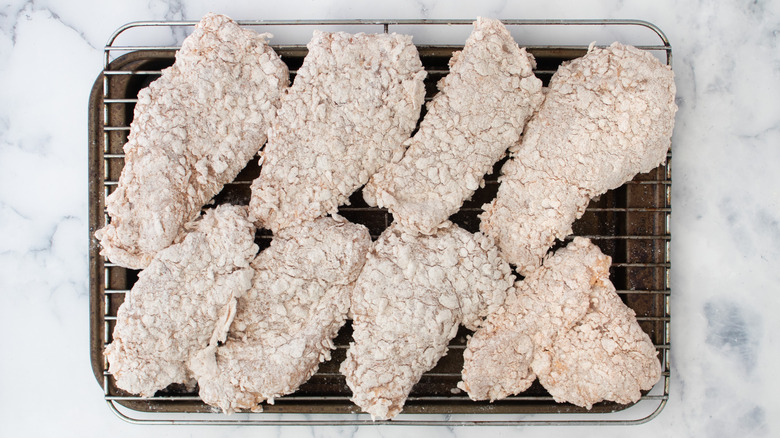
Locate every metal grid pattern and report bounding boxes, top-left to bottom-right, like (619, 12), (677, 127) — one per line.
(88, 19), (672, 425)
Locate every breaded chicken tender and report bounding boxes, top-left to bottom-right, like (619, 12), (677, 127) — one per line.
(363, 18), (543, 235)
(481, 42), (677, 275)
(105, 205), (258, 397)
(249, 31), (426, 233)
(459, 237), (661, 408)
(96, 13), (288, 269)
(342, 222), (514, 420)
(190, 216), (370, 413)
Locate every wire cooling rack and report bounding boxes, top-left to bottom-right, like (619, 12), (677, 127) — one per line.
(89, 19), (672, 425)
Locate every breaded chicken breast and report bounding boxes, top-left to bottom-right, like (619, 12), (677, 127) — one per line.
(190, 216), (371, 413)
(459, 237), (661, 408)
(481, 42), (677, 275)
(342, 222), (514, 420)
(96, 14), (288, 269)
(105, 205), (258, 397)
(363, 18), (544, 235)
(249, 31), (426, 233)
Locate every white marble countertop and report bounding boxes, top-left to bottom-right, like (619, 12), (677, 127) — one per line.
(1, 0), (778, 436)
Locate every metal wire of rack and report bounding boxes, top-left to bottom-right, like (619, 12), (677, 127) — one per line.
(88, 19), (672, 426)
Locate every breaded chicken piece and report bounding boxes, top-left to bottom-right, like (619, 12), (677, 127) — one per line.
(249, 31), (426, 233)
(459, 237), (606, 401)
(481, 42), (677, 275)
(189, 216), (370, 413)
(105, 205), (258, 397)
(533, 280), (662, 408)
(96, 13), (288, 269)
(342, 222), (514, 420)
(363, 18), (543, 235)
(459, 238), (661, 408)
